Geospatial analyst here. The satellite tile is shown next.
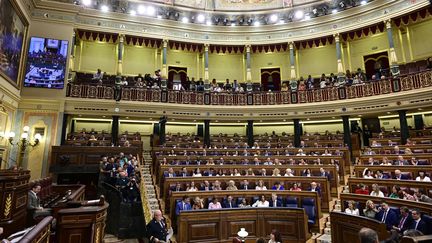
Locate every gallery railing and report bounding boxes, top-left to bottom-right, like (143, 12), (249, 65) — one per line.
(66, 70), (432, 106)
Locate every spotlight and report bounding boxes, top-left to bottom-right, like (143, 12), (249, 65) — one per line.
(332, 9), (338, 14)
(197, 14), (205, 23)
(254, 21), (260, 26)
(231, 22), (236, 27)
(312, 8), (318, 15)
(137, 5), (146, 15)
(360, 0), (367, 5)
(100, 5), (109, 12)
(206, 20), (212, 26)
(223, 17), (229, 25)
(146, 6), (155, 15)
(278, 19), (285, 24)
(304, 14), (310, 20)
(294, 10), (304, 19)
(269, 14), (278, 22)
(247, 18), (253, 25)
(130, 10), (136, 16)
(157, 15), (163, 19)
(82, 0), (91, 6)
(182, 16), (189, 23)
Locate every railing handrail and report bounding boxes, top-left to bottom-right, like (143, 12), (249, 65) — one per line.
(138, 154), (154, 224)
(66, 70), (432, 106)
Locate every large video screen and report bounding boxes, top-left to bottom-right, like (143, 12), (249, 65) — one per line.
(23, 37), (69, 89)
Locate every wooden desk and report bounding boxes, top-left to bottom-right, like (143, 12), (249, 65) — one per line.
(169, 190), (321, 230)
(366, 145), (432, 154)
(330, 211), (389, 243)
(0, 170), (30, 236)
(358, 154), (432, 165)
(339, 193), (432, 215)
(159, 164), (339, 196)
(164, 176), (331, 211)
(178, 208), (310, 243)
(156, 155), (345, 176)
(56, 202), (109, 243)
(353, 165), (432, 179)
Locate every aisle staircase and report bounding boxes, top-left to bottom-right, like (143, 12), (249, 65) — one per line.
(138, 152), (159, 227)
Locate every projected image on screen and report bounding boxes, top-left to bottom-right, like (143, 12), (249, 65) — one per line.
(23, 37), (69, 89)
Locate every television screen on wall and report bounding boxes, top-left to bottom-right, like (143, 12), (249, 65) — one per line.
(23, 37), (69, 89)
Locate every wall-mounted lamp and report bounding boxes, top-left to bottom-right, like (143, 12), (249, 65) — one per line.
(7, 126), (42, 168)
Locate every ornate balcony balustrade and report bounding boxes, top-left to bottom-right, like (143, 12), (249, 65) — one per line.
(66, 70), (432, 106)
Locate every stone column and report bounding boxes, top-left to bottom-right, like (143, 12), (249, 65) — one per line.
(385, 19), (400, 76)
(245, 45), (252, 92)
(334, 33), (344, 74)
(398, 110), (409, 145)
(162, 39), (168, 78)
(204, 43), (210, 92)
(247, 120), (254, 147)
(289, 42), (297, 80)
(204, 120), (210, 147)
(117, 34), (124, 74)
(293, 119), (301, 147)
(112, 116), (119, 146)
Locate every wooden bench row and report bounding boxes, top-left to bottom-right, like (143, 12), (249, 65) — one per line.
(163, 176), (331, 211)
(158, 164), (339, 196)
(170, 190), (322, 231)
(353, 165), (432, 179)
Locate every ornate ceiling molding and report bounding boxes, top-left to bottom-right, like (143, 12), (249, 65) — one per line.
(30, 0), (430, 45)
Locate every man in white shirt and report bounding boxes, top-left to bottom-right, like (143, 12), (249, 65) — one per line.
(252, 195), (269, 207)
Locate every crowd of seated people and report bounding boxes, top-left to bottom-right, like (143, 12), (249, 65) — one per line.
(66, 129), (142, 147)
(99, 152), (141, 202)
(345, 201), (432, 241)
(76, 59), (432, 93)
(353, 182), (432, 204)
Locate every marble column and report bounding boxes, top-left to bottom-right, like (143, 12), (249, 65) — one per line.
(385, 19), (400, 76)
(245, 45), (252, 92)
(334, 33), (344, 74)
(289, 42), (297, 80)
(204, 43), (210, 92)
(398, 110), (409, 145)
(117, 34), (124, 74)
(69, 32), (75, 71)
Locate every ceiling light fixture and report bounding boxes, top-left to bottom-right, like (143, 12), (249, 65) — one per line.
(197, 14), (205, 23)
(182, 16), (189, 23)
(304, 14), (311, 20)
(100, 5), (109, 12)
(231, 23), (236, 27)
(82, 0), (91, 6)
(294, 10), (304, 19)
(332, 9), (338, 14)
(129, 10), (136, 16)
(146, 6), (155, 16)
(254, 21), (260, 26)
(360, 0), (367, 5)
(269, 14), (278, 22)
(206, 20), (212, 26)
(137, 5), (145, 15)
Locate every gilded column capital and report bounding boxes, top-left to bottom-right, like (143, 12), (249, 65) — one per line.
(333, 33), (340, 42)
(245, 44), (251, 53)
(204, 43), (209, 52)
(162, 39), (169, 48)
(289, 42), (294, 50)
(384, 19), (392, 29)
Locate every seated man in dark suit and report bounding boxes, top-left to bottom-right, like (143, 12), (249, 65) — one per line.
(393, 155), (408, 166)
(175, 196), (192, 216)
(269, 193), (283, 207)
(222, 195), (237, 209)
(308, 182), (321, 197)
(170, 182), (184, 193)
(393, 169), (409, 180)
(146, 210), (172, 242)
(409, 209), (427, 235)
(375, 202), (398, 230)
(199, 181), (212, 191)
(27, 183), (51, 220)
(392, 206), (413, 235)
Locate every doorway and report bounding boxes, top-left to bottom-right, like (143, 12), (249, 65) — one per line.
(168, 66), (187, 90)
(363, 52), (389, 80)
(261, 68), (281, 91)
